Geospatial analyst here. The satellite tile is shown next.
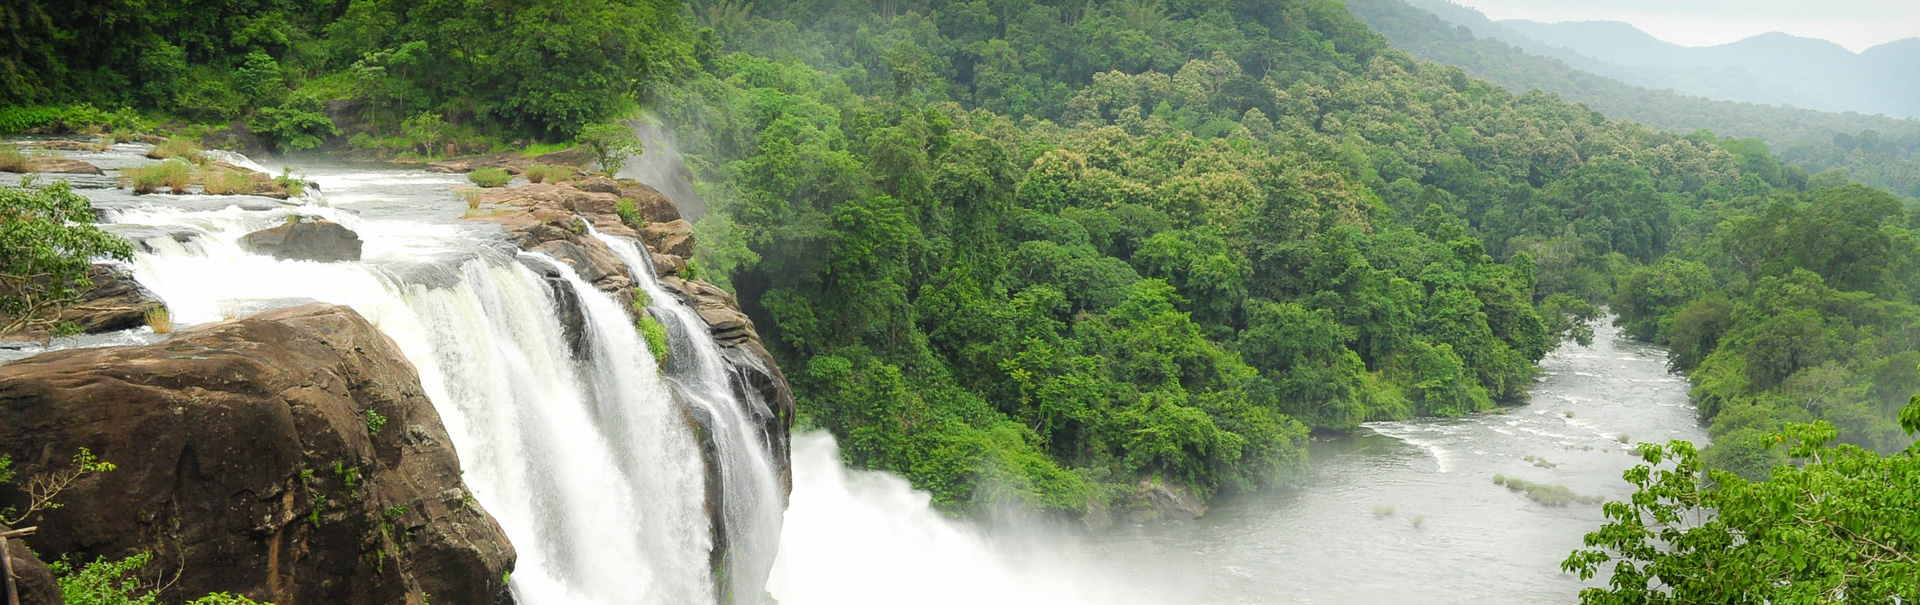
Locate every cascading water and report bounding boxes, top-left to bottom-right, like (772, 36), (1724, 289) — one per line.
(98, 160), (715, 604)
(590, 227), (785, 603)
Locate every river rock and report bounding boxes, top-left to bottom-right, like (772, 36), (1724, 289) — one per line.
(2, 523), (60, 605)
(240, 220), (364, 262)
(0, 265), (164, 342)
(0, 304), (516, 605)
(0, 157), (103, 175)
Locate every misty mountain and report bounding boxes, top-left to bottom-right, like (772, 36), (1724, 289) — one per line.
(1499, 20), (1920, 118)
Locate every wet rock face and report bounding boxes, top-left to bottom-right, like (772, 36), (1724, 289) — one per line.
(240, 220), (364, 262)
(0, 304), (516, 605)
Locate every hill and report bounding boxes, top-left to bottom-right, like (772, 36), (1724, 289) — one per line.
(1347, 0), (1920, 198)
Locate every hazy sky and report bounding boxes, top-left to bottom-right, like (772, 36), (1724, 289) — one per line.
(1450, 0), (1920, 52)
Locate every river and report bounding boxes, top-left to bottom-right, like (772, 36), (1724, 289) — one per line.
(5, 142), (1705, 604)
(771, 321), (1705, 605)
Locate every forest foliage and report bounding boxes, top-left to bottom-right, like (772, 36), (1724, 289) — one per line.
(645, 0), (1920, 512)
(5, 0), (1917, 523)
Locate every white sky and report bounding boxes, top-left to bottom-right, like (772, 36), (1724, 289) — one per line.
(1450, 0), (1920, 52)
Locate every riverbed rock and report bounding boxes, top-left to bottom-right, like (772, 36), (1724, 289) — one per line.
(240, 220), (364, 262)
(0, 264), (165, 342)
(0, 304), (517, 605)
(0, 157), (104, 175)
(2, 523), (61, 605)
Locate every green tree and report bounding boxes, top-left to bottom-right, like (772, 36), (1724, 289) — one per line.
(1, 179), (134, 336)
(1564, 399), (1920, 602)
(578, 123), (644, 175)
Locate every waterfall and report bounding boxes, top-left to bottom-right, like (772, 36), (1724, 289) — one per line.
(110, 169), (715, 604)
(590, 227), (786, 604)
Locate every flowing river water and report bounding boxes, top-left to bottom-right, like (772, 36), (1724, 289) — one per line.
(4, 141), (1705, 604)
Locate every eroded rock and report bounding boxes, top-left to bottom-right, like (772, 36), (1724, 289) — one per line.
(0, 304), (516, 605)
(240, 220), (364, 262)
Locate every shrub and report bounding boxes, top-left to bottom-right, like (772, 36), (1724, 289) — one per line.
(681, 258), (701, 281)
(614, 199), (644, 228)
(147, 137), (205, 163)
(200, 170), (257, 195)
(523, 163), (573, 184)
(468, 167), (511, 188)
(273, 167), (307, 198)
(638, 315), (670, 368)
(0, 148), (28, 172)
(123, 160), (193, 194)
(51, 553), (156, 605)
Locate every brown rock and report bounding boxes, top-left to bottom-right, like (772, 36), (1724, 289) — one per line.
(640, 219), (695, 258)
(616, 180), (680, 224)
(2, 523), (61, 605)
(0, 304), (516, 605)
(0, 265), (164, 342)
(2, 157), (104, 175)
(240, 220), (364, 262)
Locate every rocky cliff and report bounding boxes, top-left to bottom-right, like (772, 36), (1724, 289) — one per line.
(0, 304), (515, 605)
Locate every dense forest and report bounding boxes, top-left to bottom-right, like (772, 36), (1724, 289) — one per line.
(1344, 0), (1920, 201)
(6, 0), (1917, 509)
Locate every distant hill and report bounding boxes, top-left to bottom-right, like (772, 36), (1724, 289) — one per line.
(1345, 0), (1920, 198)
(1500, 20), (1920, 118)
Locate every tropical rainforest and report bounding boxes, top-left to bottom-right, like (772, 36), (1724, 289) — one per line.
(4, 0), (1918, 598)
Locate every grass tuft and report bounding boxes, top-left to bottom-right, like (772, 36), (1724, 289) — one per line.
(1492, 474), (1602, 506)
(468, 167), (511, 188)
(0, 147), (29, 172)
(146, 307), (172, 334)
(123, 160), (193, 194)
(148, 137), (205, 164)
(1372, 504), (1397, 517)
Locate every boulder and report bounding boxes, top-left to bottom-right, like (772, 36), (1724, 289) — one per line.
(0, 304), (516, 605)
(240, 220), (364, 262)
(2, 524), (61, 605)
(0, 157), (103, 175)
(0, 265), (164, 343)
(639, 219), (695, 258)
